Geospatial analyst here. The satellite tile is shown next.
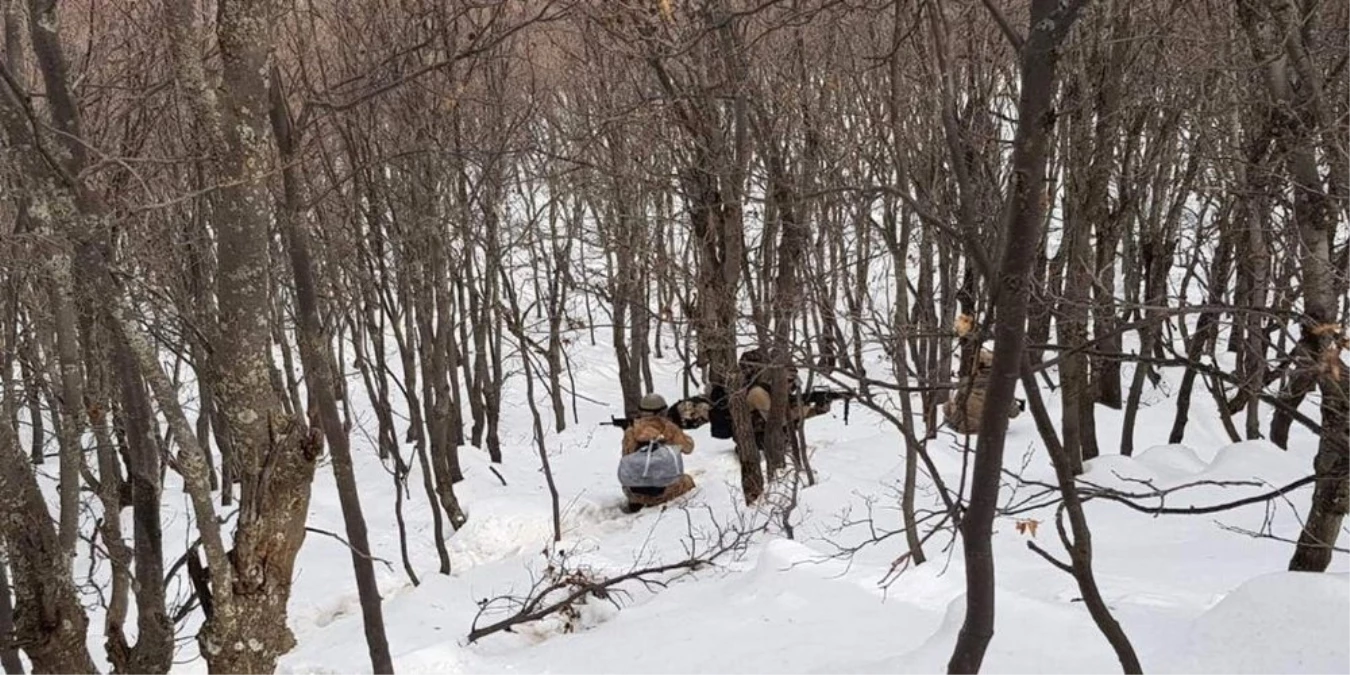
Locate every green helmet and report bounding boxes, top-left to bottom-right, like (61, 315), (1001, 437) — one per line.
(639, 393), (668, 414)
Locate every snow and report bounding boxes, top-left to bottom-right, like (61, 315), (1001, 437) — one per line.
(31, 326), (1350, 674)
(1154, 572), (1350, 675)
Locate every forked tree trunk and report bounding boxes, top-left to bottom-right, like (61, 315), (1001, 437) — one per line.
(163, 0), (320, 668)
(948, 2), (1089, 671)
(1236, 0), (1350, 572)
(0, 415), (95, 674)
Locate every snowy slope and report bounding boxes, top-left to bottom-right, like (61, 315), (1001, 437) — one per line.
(37, 324), (1349, 674)
(264, 331), (1347, 675)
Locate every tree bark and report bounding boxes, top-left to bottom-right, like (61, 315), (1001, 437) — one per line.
(0, 415), (95, 674)
(163, 0), (321, 667)
(0, 557), (21, 675)
(948, 2), (1089, 671)
(1236, 0), (1350, 572)
(270, 75), (394, 674)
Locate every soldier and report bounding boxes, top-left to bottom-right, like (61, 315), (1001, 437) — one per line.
(617, 393), (696, 514)
(670, 349), (848, 444)
(739, 348), (837, 449)
(942, 349), (1024, 435)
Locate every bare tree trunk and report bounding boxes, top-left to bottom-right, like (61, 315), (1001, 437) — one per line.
(883, 192), (927, 565)
(0, 257), (32, 675)
(480, 161), (506, 465)
(107, 335), (174, 673)
(44, 269), (84, 557)
(949, 2), (1088, 671)
(0, 558), (21, 675)
(399, 284), (453, 574)
(0, 416), (95, 674)
(1240, 195), (1271, 442)
(163, 0), (321, 666)
(1031, 383), (1142, 673)
(1057, 72), (1100, 474)
(270, 76), (393, 674)
(1123, 120), (1196, 456)
(755, 137), (807, 477)
(1236, 0), (1350, 572)
(1169, 227), (1233, 443)
(501, 273), (562, 542)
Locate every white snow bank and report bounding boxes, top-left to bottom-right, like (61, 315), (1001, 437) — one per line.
(72, 326), (1343, 674)
(1154, 572), (1350, 674)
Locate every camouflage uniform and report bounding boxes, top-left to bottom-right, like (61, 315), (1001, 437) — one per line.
(740, 349), (831, 447)
(621, 395), (696, 511)
(942, 349), (1023, 435)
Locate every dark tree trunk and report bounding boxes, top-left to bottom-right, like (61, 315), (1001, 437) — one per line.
(948, 2), (1089, 671)
(270, 76), (394, 674)
(0, 558), (21, 675)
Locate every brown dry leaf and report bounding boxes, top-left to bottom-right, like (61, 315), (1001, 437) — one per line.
(659, 0), (674, 22)
(1015, 519), (1040, 538)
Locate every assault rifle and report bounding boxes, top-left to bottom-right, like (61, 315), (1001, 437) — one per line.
(603, 397), (713, 432)
(798, 387), (855, 424)
(604, 415), (636, 430)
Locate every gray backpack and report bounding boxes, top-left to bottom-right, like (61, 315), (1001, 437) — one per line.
(617, 441), (684, 488)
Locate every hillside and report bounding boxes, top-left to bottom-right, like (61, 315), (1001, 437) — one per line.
(151, 335), (1347, 674)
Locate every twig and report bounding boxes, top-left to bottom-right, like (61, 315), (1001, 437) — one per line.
(1215, 523), (1350, 554)
(306, 526), (394, 571)
(977, 0), (1026, 52)
(1002, 473), (1319, 518)
(1026, 540), (1075, 574)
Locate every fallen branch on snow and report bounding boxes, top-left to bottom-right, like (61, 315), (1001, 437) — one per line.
(466, 504), (764, 644)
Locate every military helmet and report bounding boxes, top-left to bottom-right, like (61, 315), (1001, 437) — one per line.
(639, 393), (668, 413)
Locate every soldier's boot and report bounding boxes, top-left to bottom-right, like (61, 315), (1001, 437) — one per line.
(623, 486), (658, 510)
(623, 474), (696, 512)
(661, 474), (696, 502)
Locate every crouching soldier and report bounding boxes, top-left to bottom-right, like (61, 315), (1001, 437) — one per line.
(617, 393), (696, 513)
(942, 349), (1024, 435)
(739, 348), (836, 446)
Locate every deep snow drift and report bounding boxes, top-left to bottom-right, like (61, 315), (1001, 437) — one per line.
(41, 328), (1350, 674)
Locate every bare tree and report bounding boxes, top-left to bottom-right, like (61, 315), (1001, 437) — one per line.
(948, 2), (1091, 672)
(1235, 0), (1349, 573)
(162, 0), (323, 667)
(269, 68), (393, 673)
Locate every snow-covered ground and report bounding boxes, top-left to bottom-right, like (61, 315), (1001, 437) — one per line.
(280, 329), (1348, 674)
(44, 326), (1350, 674)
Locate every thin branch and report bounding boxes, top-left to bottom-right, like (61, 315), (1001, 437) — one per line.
(977, 0), (1026, 53)
(306, 526), (394, 572)
(1026, 540), (1074, 574)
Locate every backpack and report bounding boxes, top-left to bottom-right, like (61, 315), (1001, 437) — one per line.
(617, 440), (684, 488)
(708, 385), (734, 439)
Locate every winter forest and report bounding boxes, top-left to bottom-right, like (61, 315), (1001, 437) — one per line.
(0, 0), (1347, 673)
